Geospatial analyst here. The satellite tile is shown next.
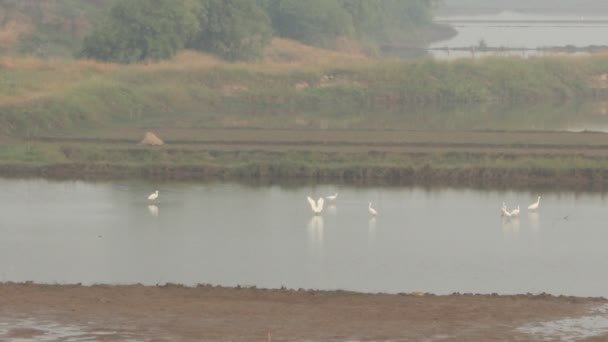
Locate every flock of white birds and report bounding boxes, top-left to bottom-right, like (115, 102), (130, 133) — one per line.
(146, 190), (376, 217)
(304, 192), (540, 219)
(306, 193), (377, 217)
(304, 193), (538, 219)
(501, 196), (541, 218)
(146, 189), (540, 219)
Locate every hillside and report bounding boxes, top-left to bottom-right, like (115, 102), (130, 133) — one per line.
(0, 0), (451, 61)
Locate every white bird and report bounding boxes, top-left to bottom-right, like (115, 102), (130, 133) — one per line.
(528, 196), (541, 211)
(148, 190), (159, 201)
(501, 207), (512, 217)
(307, 196), (324, 215)
(509, 205), (520, 217)
(325, 193), (338, 201)
(368, 202), (378, 216)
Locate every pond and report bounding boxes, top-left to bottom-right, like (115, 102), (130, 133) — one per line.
(1, 178), (608, 296)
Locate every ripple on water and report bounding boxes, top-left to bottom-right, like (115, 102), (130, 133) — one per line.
(0, 318), (139, 342)
(518, 304), (608, 341)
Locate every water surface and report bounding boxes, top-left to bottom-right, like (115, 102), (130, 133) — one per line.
(431, 11), (608, 59)
(2, 178), (608, 296)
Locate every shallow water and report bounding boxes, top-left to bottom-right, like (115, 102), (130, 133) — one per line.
(0, 318), (136, 342)
(2, 178), (608, 296)
(518, 304), (608, 341)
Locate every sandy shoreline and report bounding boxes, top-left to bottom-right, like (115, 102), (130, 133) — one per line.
(1, 283), (607, 341)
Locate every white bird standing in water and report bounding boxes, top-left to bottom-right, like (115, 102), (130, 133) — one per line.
(307, 196), (324, 215)
(509, 205), (520, 217)
(501, 207), (512, 218)
(528, 196), (541, 211)
(368, 202), (378, 216)
(148, 190), (159, 201)
(325, 193), (338, 201)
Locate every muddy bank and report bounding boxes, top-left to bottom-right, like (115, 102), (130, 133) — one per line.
(0, 283), (606, 341)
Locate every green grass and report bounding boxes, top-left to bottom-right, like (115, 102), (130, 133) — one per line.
(2, 52), (608, 136)
(2, 52), (608, 187)
(2, 141), (608, 188)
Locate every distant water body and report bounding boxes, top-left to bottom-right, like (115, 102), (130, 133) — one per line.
(431, 11), (608, 59)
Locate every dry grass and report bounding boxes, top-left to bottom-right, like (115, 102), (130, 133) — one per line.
(132, 50), (224, 71)
(0, 16), (33, 48)
(0, 55), (115, 72)
(0, 56), (116, 107)
(264, 38), (368, 64)
(0, 40), (369, 109)
(0, 38), (367, 73)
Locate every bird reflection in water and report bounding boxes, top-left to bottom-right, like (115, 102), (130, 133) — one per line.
(368, 216), (377, 242)
(528, 211), (540, 236)
(308, 216), (324, 242)
(307, 216), (324, 259)
(148, 204), (159, 217)
(502, 216), (520, 241)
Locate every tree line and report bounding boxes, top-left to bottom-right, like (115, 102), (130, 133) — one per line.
(79, 0), (437, 63)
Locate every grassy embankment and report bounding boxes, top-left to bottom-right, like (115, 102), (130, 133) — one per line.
(3, 129), (608, 188)
(2, 48), (608, 187)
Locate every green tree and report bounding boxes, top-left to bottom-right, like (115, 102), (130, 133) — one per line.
(264, 0), (354, 48)
(79, 0), (200, 63)
(382, 0), (436, 28)
(337, 0), (384, 39)
(260, 0), (437, 49)
(188, 0), (272, 61)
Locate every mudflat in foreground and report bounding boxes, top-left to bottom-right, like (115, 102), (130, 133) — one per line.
(0, 283), (607, 341)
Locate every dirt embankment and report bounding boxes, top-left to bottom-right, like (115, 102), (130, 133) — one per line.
(0, 283), (606, 341)
(3, 129), (608, 190)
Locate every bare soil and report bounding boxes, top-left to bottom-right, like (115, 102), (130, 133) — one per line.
(0, 283), (607, 341)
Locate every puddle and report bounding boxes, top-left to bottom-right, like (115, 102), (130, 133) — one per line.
(0, 317), (140, 341)
(518, 304), (608, 341)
